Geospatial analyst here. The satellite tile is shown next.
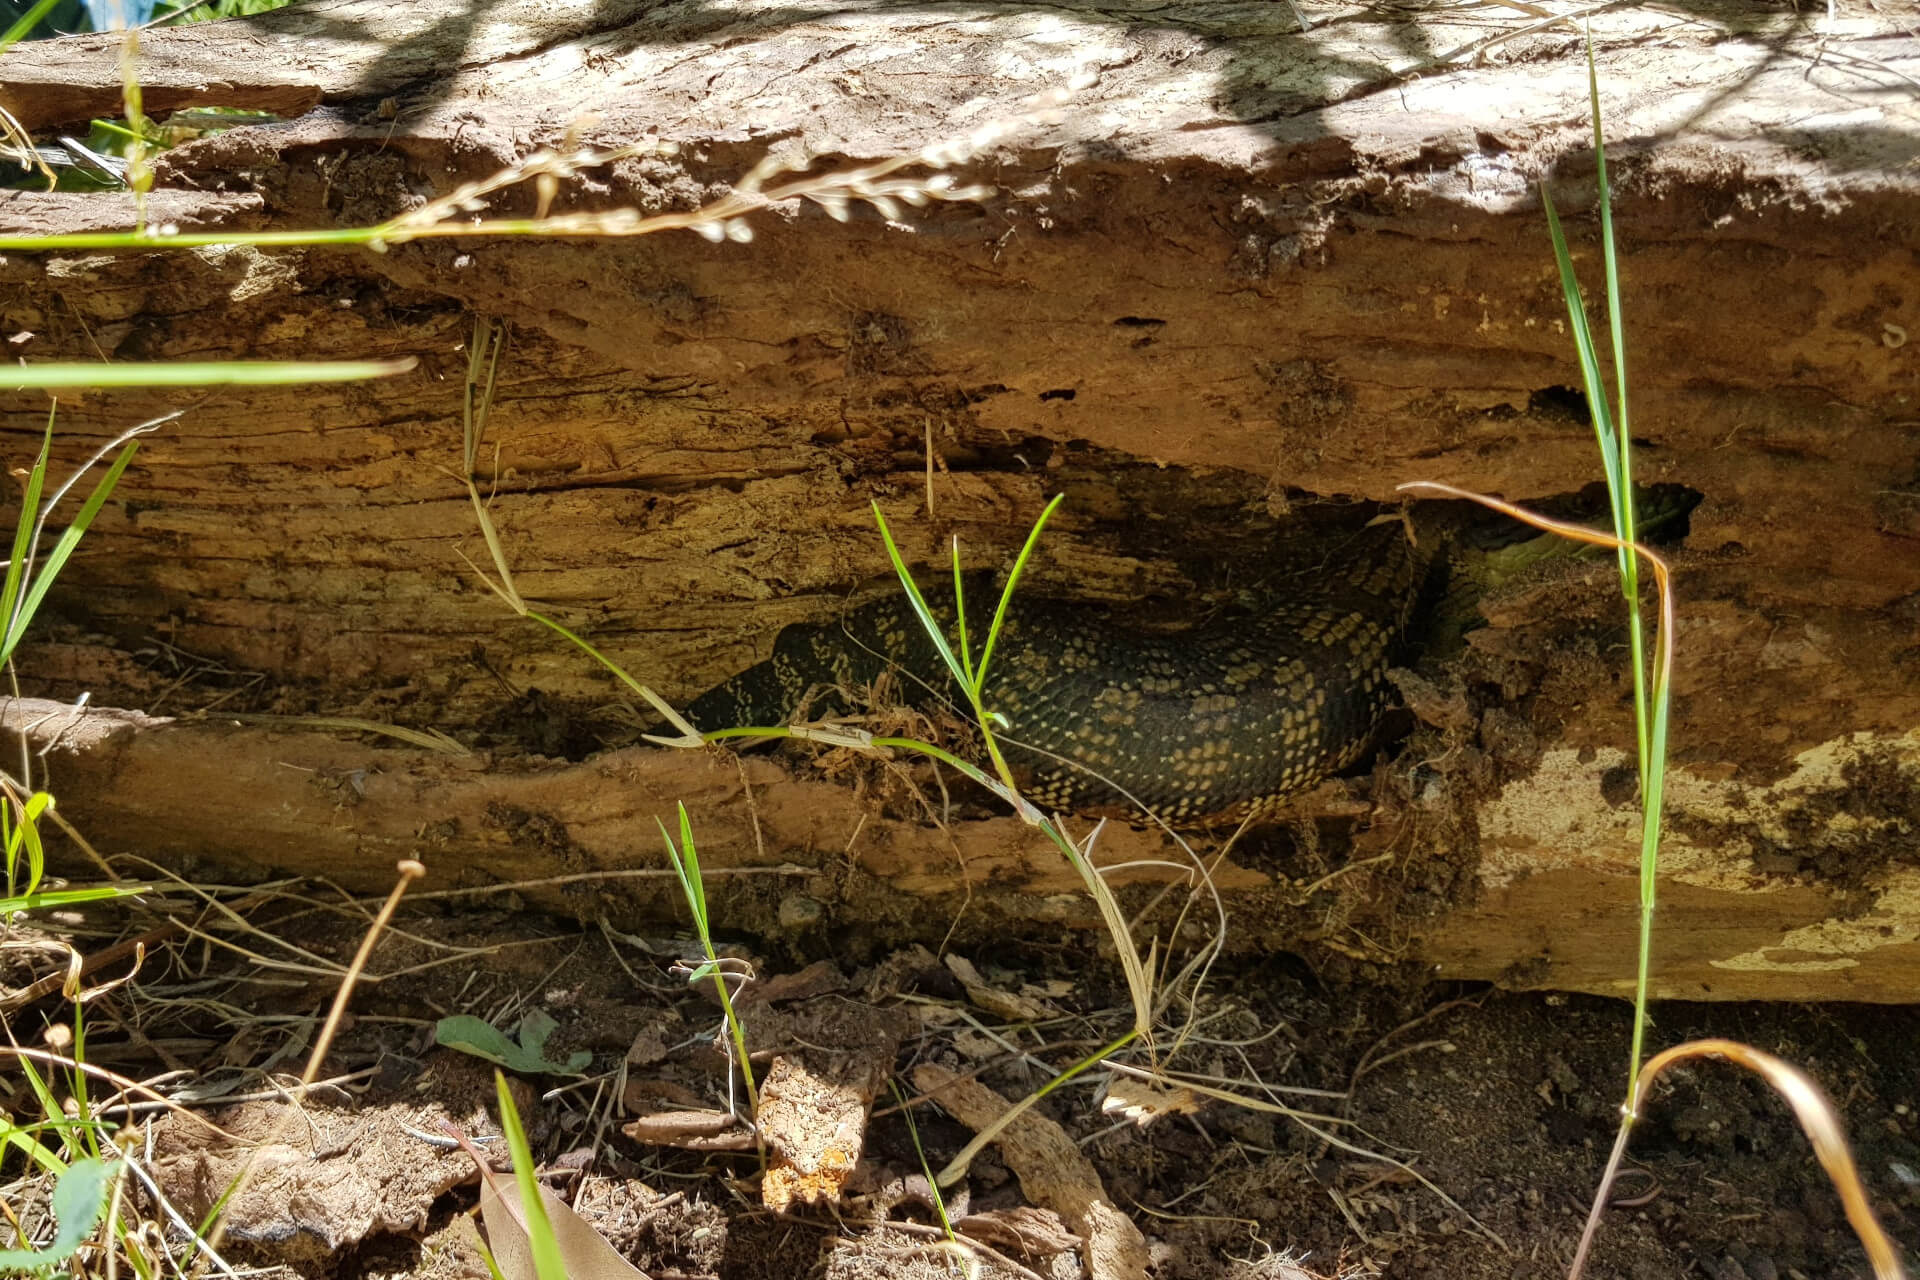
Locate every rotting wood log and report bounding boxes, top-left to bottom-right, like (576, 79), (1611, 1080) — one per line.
(1, 0), (1917, 1003)
(10, 699), (1918, 1004)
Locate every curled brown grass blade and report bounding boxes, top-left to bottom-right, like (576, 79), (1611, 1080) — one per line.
(1394, 480), (1672, 705)
(1571, 1039), (1908, 1280)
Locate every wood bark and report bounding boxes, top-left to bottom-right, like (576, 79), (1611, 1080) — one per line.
(2, 0), (1917, 1002)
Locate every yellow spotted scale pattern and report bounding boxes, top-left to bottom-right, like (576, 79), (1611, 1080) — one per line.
(686, 521), (1427, 823)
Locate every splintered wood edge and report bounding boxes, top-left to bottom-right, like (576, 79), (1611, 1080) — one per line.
(910, 1062), (1149, 1280)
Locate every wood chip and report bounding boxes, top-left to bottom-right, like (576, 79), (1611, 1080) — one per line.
(943, 954), (1057, 1022)
(912, 1063), (1149, 1280)
(954, 1206), (1081, 1259)
(619, 1109), (755, 1151)
(758, 997), (911, 1212)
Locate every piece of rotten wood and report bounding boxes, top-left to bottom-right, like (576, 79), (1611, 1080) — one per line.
(619, 1108), (755, 1153)
(756, 997), (912, 1213)
(912, 1062), (1149, 1280)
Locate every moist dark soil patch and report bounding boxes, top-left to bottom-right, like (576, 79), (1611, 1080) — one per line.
(62, 906), (1917, 1280)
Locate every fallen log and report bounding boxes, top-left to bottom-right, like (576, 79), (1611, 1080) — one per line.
(2, 0), (1916, 1002)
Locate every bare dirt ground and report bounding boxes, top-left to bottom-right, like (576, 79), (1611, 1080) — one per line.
(22, 887), (1913, 1280)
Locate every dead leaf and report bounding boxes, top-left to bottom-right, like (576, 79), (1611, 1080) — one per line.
(1101, 1077), (1204, 1127)
(484, 1175), (653, 1280)
(448, 1125), (652, 1280)
(943, 954), (1056, 1022)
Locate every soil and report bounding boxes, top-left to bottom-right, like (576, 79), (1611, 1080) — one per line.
(39, 901), (1914, 1280)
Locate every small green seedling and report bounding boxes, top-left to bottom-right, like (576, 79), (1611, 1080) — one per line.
(0, 1156), (117, 1272)
(435, 1010), (592, 1077)
(660, 803), (759, 1120)
(1538, 34), (1670, 1102)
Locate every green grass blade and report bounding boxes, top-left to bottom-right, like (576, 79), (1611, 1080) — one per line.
(951, 538), (975, 690)
(891, 1080), (956, 1240)
(520, 609), (696, 739)
(870, 736), (998, 788)
(471, 1233), (510, 1280)
(869, 734), (1040, 819)
(977, 493), (1063, 690)
(1, 359), (418, 389)
(15, 790), (51, 898)
(68, 1004), (96, 1157)
(0, 1115), (68, 1178)
(0, 418), (54, 655)
(4, 440), (139, 660)
(675, 802), (707, 927)
(658, 811), (707, 934)
(1627, 665), (1672, 1097)
(871, 502), (969, 690)
(0, 1157), (115, 1270)
(658, 817), (699, 929)
(0, 0), (65, 50)
(493, 1072), (568, 1280)
(1540, 188), (1620, 491)
(0, 227), (391, 251)
(935, 1028), (1140, 1187)
(1587, 37), (1636, 562)
(0, 884), (149, 914)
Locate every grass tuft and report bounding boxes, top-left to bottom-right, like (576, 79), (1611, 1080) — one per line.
(1411, 31), (1906, 1280)
(864, 503), (1158, 1043)
(659, 803), (760, 1124)
(1538, 31), (1667, 1104)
